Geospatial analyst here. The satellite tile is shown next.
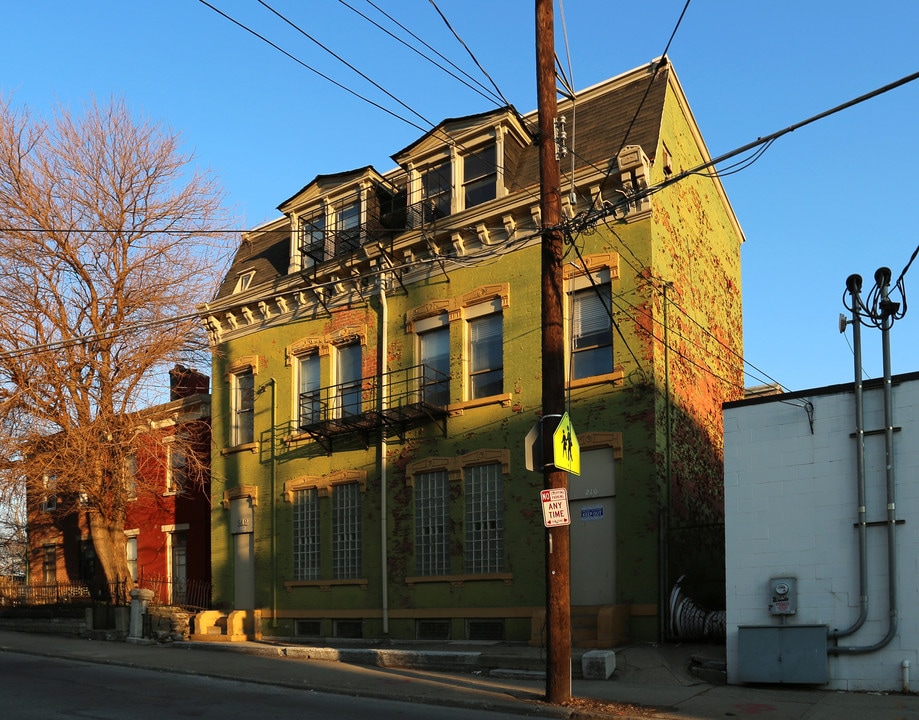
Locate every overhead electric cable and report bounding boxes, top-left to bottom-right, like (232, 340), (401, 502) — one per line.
(426, 0), (514, 109)
(338, 0), (505, 108)
(196, 0), (429, 135)
(580, 68), (919, 231)
(256, 0), (434, 128)
(571, 0), (691, 236)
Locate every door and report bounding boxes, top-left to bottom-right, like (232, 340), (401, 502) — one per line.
(170, 532), (187, 605)
(568, 447), (616, 605)
(230, 496), (255, 610)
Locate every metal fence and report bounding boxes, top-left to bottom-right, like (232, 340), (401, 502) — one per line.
(0, 579), (93, 606)
(139, 575), (211, 611)
(0, 577), (209, 610)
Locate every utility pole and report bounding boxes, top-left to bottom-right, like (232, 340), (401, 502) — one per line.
(536, 0), (571, 704)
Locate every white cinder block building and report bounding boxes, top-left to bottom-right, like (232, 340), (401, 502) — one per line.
(724, 372), (919, 691)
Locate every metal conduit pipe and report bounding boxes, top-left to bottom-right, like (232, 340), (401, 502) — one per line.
(379, 278), (389, 636)
(831, 275), (869, 640)
(833, 270), (900, 655)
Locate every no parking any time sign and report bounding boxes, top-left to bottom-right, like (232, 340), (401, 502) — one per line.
(540, 487), (571, 527)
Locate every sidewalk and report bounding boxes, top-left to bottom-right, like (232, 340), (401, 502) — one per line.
(1, 629), (917, 719)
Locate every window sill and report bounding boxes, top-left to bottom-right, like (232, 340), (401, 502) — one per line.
(448, 393), (512, 416)
(404, 572), (513, 588)
(566, 369), (625, 390)
(284, 578), (368, 592)
(221, 442), (258, 456)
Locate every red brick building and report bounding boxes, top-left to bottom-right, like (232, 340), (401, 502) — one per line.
(26, 366), (211, 608)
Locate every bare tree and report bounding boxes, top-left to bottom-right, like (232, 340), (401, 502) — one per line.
(0, 471), (27, 581)
(0, 96), (232, 598)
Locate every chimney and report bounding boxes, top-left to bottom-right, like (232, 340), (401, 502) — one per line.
(169, 365), (210, 401)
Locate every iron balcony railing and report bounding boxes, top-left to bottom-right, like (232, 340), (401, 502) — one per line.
(298, 364), (448, 447)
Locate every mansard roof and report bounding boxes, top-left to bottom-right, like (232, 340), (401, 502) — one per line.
(211, 60), (688, 305)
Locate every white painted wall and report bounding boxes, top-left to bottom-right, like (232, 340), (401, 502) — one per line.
(724, 374), (919, 691)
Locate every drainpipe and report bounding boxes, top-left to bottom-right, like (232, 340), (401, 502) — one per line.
(660, 282), (672, 642)
(833, 269), (899, 655)
(269, 377), (278, 628)
(379, 278), (389, 636)
(831, 275), (868, 640)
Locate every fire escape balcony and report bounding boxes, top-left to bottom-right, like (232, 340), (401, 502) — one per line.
(298, 364), (449, 452)
(301, 200), (452, 265)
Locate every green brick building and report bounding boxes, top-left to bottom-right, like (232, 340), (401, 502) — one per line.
(200, 60), (744, 646)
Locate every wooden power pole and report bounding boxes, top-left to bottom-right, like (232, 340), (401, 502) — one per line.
(536, 0), (571, 704)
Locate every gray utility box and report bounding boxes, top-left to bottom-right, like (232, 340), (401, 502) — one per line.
(737, 625), (828, 684)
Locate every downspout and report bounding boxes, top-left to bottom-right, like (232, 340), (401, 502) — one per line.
(660, 282), (672, 642)
(833, 269), (899, 655)
(831, 275), (869, 640)
(379, 277), (389, 635)
(270, 377), (278, 628)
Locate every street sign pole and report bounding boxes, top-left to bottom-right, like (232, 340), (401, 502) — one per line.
(536, 0), (571, 703)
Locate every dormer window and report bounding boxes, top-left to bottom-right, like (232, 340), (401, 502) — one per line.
(335, 198), (361, 255)
(422, 160), (452, 223)
(300, 214), (327, 266)
(463, 143), (497, 209)
(233, 270), (256, 294)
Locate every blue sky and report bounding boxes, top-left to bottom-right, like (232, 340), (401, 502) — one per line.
(3, 1), (918, 393)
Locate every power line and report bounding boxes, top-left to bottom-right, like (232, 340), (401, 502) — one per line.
(569, 68), (919, 235)
(426, 0), (513, 110)
(338, 0), (505, 108)
(256, 0), (434, 128)
(196, 0), (430, 135)
(573, 0), (692, 228)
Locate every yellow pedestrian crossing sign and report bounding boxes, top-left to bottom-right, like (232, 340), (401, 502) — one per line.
(552, 412), (580, 475)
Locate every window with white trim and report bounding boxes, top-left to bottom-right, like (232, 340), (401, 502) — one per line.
(332, 483), (361, 579)
(418, 315), (450, 407)
(293, 487), (320, 580)
(298, 353), (321, 429)
(231, 368), (255, 446)
(233, 270), (255, 294)
(422, 160), (452, 222)
(336, 343), (362, 418)
(335, 198), (361, 255)
(570, 282), (613, 380)
(300, 213), (327, 265)
(125, 535), (138, 583)
(464, 463), (505, 574)
(414, 470), (450, 576)
(463, 143), (497, 209)
(466, 302), (503, 400)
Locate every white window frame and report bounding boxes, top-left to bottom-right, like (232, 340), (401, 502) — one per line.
(232, 269), (256, 294)
(299, 211), (327, 266)
(231, 368), (255, 447)
(334, 342), (363, 418)
(125, 532), (139, 583)
(415, 313), (450, 407)
(297, 352), (322, 429)
(568, 271), (613, 381)
(465, 299), (503, 401)
(421, 159), (453, 221)
(461, 142), (497, 210)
